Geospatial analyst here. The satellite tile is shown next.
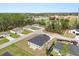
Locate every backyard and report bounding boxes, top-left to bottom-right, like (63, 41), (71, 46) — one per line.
(51, 50), (59, 56)
(8, 32), (20, 38)
(31, 27), (40, 30)
(21, 29), (32, 34)
(60, 44), (69, 56)
(0, 37), (9, 44)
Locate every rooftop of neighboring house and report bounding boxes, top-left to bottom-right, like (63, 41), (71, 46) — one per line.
(53, 42), (79, 56)
(0, 32), (9, 36)
(11, 28), (22, 33)
(1, 52), (12, 56)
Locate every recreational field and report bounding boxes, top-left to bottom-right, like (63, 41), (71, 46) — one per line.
(21, 29), (32, 34)
(0, 37), (9, 44)
(8, 32), (20, 38)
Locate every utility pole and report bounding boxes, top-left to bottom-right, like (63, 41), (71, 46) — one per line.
(78, 8), (79, 21)
(75, 8), (79, 29)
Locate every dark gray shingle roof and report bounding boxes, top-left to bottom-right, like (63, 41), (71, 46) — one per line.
(68, 45), (79, 56)
(1, 52), (12, 56)
(28, 34), (50, 46)
(53, 42), (79, 56)
(53, 43), (63, 51)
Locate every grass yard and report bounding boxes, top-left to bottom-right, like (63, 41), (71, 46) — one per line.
(21, 29), (32, 34)
(0, 42), (33, 56)
(60, 44), (69, 56)
(0, 37), (9, 44)
(31, 27), (40, 30)
(51, 50), (59, 56)
(8, 32), (20, 38)
(15, 39), (46, 56)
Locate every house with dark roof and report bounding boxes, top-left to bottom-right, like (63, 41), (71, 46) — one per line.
(28, 34), (50, 49)
(1, 52), (12, 56)
(53, 42), (79, 56)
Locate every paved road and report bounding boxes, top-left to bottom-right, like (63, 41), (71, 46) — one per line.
(43, 32), (75, 41)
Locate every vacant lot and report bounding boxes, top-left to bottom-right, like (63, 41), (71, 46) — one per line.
(21, 29), (32, 34)
(8, 32), (20, 38)
(31, 27), (40, 30)
(0, 37), (9, 44)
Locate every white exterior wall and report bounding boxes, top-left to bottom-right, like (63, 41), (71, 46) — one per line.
(28, 42), (43, 50)
(10, 30), (16, 34)
(28, 34), (52, 50)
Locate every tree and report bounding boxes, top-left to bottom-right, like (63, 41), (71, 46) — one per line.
(0, 13), (34, 32)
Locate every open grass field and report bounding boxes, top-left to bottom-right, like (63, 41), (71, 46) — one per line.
(8, 32), (20, 38)
(0, 37), (9, 44)
(0, 41), (33, 56)
(21, 29), (32, 34)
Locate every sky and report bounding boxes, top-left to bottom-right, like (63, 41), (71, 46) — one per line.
(0, 3), (79, 13)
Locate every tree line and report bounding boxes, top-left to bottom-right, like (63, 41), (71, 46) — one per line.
(37, 17), (70, 34)
(0, 13), (78, 33)
(0, 13), (34, 32)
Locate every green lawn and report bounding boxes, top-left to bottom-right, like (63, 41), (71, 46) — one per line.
(31, 27), (40, 30)
(21, 29), (32, 34)
(51, 50), (59, 56)
(0, 43), (33, 56)
(8, 32), (20, 38)
(0, 37), (9, 44)
(60, 44), (69, 56)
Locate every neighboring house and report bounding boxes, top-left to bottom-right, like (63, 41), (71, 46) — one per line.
(1, 52), (12, 56)
(69, 44), (79, 56)
(33, 16), (49, 21)
(32, 24), (44, 29)
(0, 32), (9, 37)
(23, 25), (32, 30)
(53, 42), (79, 56)
(10, 28), (23, 34)
(28, 34), (50, 50)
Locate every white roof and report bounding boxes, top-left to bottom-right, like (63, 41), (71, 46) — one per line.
(12, 28), (22, 33)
